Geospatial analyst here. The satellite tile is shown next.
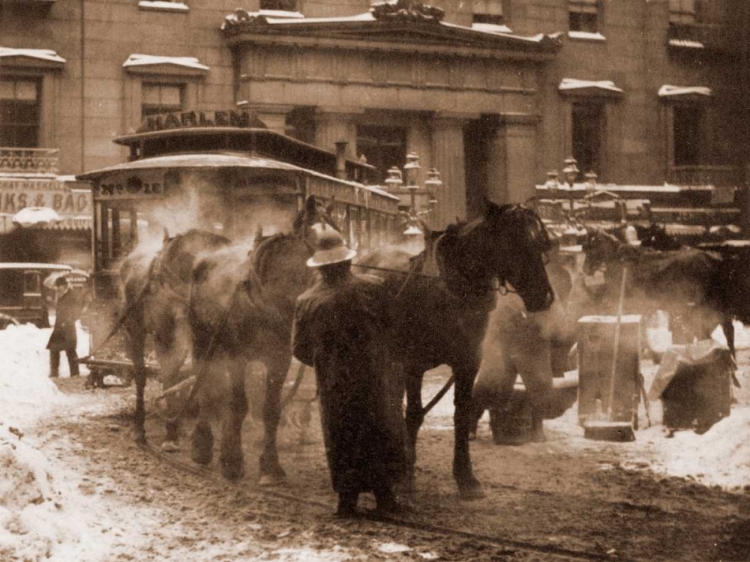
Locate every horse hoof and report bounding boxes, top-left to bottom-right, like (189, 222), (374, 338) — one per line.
(221, 458), (245, 481)
(161, 440), (180, 453)
(135, 432), (147, 446)
(258, 473), (287, 487)
(191, 425), (214, 465)
(458, 483), (486, 501)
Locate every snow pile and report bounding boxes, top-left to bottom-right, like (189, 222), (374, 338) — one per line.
(0, 324), (68, 426)
(635, 408), (750, 490)
(0, 425), (72, 562)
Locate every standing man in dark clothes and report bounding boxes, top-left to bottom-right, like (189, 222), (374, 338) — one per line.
(292, 230), (407, 518)
(47, 277), (80, 378)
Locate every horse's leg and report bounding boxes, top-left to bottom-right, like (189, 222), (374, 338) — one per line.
(190, 328), (215, 467)
(722, 317), (736, 359)
(452, 363), (485, 500)
(259, 350), (290, 486)
(154, 320), (192, 447)
(218, 358), (248, 481)
(401, 367), (424, 493)
(125, 320), (148, 445)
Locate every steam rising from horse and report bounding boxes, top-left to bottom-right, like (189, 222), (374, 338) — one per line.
(120, 229), (231, 445)
(357, 202), (555, 499)
(186, 196), (327, 482)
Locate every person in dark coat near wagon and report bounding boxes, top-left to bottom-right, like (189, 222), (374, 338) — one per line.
(47, 277), (81, 378)
(292, 230), (408, 518)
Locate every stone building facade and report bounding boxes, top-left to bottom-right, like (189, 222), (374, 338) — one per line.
(1, 0), (747, 230)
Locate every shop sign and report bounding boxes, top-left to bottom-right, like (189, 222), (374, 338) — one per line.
(141, 109), (264, 133)
(0, 179), (92, 215)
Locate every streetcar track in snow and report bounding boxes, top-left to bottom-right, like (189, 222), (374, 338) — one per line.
(137, 441), (621, 561)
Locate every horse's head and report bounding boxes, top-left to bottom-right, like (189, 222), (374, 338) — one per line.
(435, 201), (555, 312)
(581, 228), (621, 275)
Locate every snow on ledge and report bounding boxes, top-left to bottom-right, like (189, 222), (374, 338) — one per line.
(559, 78), (623, 93)
(0, 47), (65, 64)
(471, 22), (513, 34)
(123, 54), (209, 72)
(568, 30), (606, 42)
(668, 38), (705, 49)
(138, 1), (189, 13)
(658, 84), (713, 98)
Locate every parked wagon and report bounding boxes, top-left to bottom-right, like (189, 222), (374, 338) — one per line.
(75, 108), (402, 380)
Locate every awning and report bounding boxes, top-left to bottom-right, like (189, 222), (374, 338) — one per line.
(43, 216), (92, 231)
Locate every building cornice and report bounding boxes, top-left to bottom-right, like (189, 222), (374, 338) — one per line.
(221, 11), (561, 62)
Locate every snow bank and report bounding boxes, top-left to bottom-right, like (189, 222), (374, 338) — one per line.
(0, 424), (64, 561)
(0, 324), (68, 427)
(635, 408), (750, 490)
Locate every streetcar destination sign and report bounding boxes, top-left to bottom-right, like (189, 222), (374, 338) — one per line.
(140, 109), (266, 133)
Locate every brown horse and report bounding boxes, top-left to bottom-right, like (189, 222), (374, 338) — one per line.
(186, 196), (328, 482)
(120, 229), (232, 445)
(356, 202), (555, 499)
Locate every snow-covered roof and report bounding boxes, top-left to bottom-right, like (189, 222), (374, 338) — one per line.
(658, 85), (712, 98)
(0, 47), (65, 65)
(122, 54), (209, 73)
(559, 78), (623, 94)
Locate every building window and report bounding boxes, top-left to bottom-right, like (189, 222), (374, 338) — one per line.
(670, 0), (699, 25)
(569, 0), (598, 33)
(141, 83), (183, 119)
(571, 101), (604, 179)
(0, 78), (40, 148)
(260, 0), (297, 10)
(472, 0), (504, 26)
(356, 125), (407, 184)
(673, 105), (703, 166)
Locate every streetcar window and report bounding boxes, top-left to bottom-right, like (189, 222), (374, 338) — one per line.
(348, 206), (360, 251)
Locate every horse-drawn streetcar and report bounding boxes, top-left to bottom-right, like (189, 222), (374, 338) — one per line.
(76, 108), (401, 379)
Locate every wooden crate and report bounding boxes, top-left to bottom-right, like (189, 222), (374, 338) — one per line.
(577, 315), (642, 425)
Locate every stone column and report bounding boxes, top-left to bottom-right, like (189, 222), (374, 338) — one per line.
(494, 114), (540, 204)
(431, 114), (470, 228)
(314, 107), (361, 158)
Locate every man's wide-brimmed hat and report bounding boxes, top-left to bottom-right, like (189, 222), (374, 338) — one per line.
(307, 230), (357, 268)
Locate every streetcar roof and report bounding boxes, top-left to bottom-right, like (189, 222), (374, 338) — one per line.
(0, 263), (73, 271)
(76, 152), (399, 201)
(110, 126), (375, 177)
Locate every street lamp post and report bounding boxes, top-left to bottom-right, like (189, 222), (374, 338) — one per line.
(383, 152), (442, 238)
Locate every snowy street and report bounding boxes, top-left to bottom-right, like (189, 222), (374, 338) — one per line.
(1, 321), (750, 561)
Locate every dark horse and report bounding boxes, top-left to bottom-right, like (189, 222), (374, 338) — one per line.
(120, 229), (232, 445)
(357, 201), (555, 499)
(186, 196), (327, 482)
(580, 228), (736, 352)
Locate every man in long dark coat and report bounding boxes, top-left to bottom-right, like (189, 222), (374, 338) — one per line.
(47, 277), (80, 378)
(292, 230), (407, 517)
